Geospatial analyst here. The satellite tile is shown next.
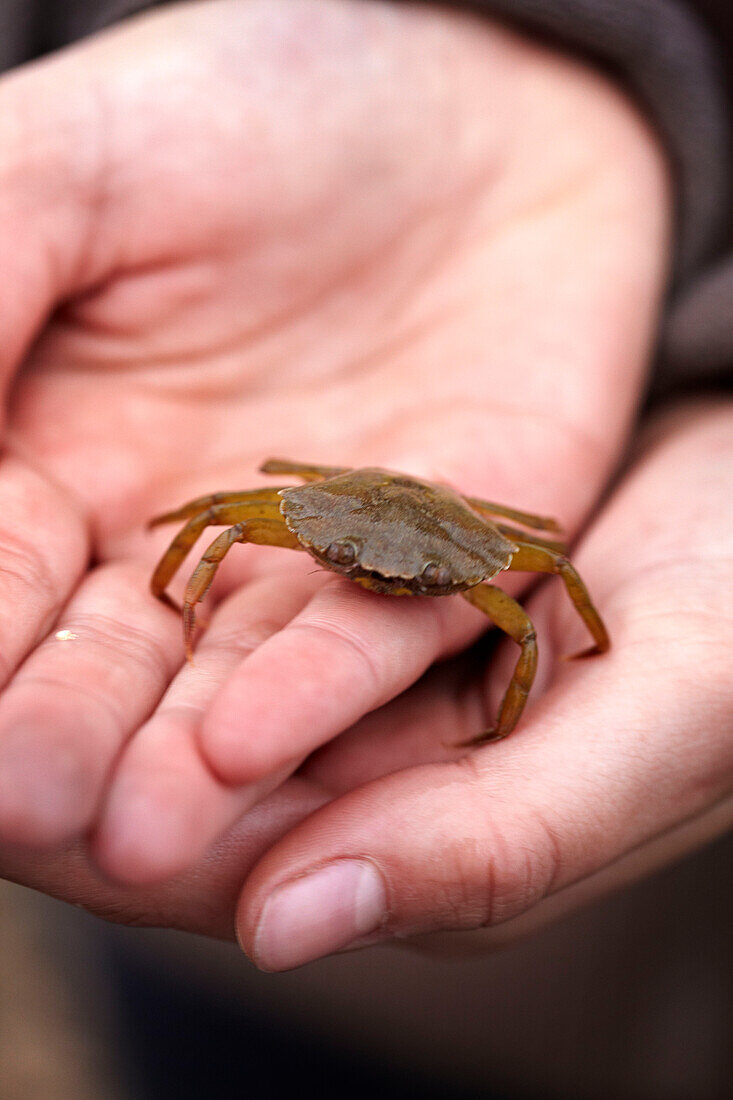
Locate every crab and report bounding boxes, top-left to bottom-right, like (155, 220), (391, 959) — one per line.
(150, 459), (609, 744)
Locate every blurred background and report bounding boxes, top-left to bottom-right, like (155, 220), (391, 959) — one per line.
(2, 829), (731, 1099)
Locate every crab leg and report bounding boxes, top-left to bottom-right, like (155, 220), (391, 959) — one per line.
(466, 495), (563, 534)
(150, 492), (294, 604)
(181, 519), (300, 658)
(507, 543), (610, 657)
(460, 584), (539, 744)
(260, 458), (351, 482)
(148, 487), (289, 529)
(495, 523), (568, 556)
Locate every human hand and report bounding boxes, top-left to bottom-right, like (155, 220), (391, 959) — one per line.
(236, 400), (733, 968)
(0, 1), (667, 898)
(2, 402), (728, 958)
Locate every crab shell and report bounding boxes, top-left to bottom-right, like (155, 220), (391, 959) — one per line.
(278, 468), (518, 596)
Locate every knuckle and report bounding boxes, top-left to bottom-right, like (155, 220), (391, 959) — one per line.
(478, 816), (562, 928)
(0, 533), (75, 685)
(0, 530), (62, 613)
(433, 770), (563, 931)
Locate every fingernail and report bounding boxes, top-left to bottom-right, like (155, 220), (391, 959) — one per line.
(251, 859), (387, 971)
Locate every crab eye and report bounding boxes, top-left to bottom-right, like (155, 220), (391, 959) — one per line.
(421, 562), (451, 587)
(325, 540), (357, 566)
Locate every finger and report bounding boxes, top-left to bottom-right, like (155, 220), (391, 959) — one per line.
(237, 619), (732, 971)
(0, 458), (87, 684)
(93, 569), (321, 884)
(97, 550), (547, 885)
(0, 561), (181, 846)
(296, 562), (568, 794)
(197, 576), (487, 786)
(0, 779), (328, 942)
(297, 630), (550, 794)
(0, 51), (108, 393)
(234, 404), (733, 970)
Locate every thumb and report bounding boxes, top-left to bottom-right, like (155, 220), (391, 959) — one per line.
(234, 405), (733, 971)
(0, 3), (225, 391)
(0, 47), (106, 387)
(234, 752), (574, 972)
(236, 694), (727, 973)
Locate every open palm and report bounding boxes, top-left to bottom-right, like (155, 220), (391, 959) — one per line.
(0, 2), (669, 921)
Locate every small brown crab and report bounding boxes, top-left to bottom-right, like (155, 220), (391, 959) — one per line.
(150, 459), (609, 744)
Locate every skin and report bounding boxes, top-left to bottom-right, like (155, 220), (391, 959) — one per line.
(0, 401), (730, 962)
(0, 2), (726, 971)
(152, 462), (609, 740)
(240, 400), (733, 969)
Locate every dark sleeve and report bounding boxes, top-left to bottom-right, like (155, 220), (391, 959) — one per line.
(0, 1), (169, 70)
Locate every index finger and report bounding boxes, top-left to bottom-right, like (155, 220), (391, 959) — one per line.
(235, 403), (733, 970)
(196, 573), (486, 786)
